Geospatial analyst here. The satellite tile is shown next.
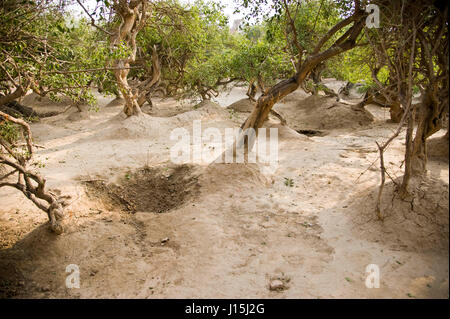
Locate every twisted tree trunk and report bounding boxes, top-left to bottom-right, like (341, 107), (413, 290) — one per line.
(110, 0), (148, 117)
(409, 89), (447, 176)
(238, 8), (366, 149)
(137, 45), (161, 108)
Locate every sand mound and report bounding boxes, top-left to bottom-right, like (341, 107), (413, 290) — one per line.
(90, 112), (168, 140)
(193, 100), (222, 110)
(274, 94), (374, 131)
(20, 92), (71, 116)
(88, 101), (232, 141)
(201, 163), (269, 193)
(5, 92), (71, 118)
(279, 89), (310, 103)
(349, 177), (449, 253)
(295, 129), (327, 137)
(261, 121), (310, 140)
(84, 164), (200, 213)
(66, 110), (90, 122)
(143, 97), (193, 117)
(21, 92), (72, 107)
(104, 97), (125, 108)
(172, 100), (229, 124)
(227, 98), (255, 112)
(428, 133), (449, 162)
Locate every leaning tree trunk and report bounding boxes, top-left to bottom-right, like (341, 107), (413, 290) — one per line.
(241, 75), (301, 134)
(239, 10), (367, 149)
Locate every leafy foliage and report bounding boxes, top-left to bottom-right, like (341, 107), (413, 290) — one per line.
(0, 1), (110, 106)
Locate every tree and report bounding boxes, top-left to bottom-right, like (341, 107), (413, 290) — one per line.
(367, 0), (448, 198)
(78, 0), (226, 111)
(1, 1), (103, 110)
(103, 0), (149, 116)
(139, 0), (234, 102)
(1, 0), (121, 233)
(229, 35), (292, 101)
(234, 0), (368, 149)
(0, 0), (87, 233)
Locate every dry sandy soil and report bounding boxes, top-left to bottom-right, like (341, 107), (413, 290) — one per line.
(0, 85), (448, 299)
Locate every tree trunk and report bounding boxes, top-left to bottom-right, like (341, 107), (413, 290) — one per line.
(223, 5), (367, 157)
(246, 80), (257, 101)
(114, 65), (142, 117)
(310, 62), (325, 84)
(400, 103), (416, 195)
(110, 0), (147, 117)
(242, 75), (300, 133)
(409, 89), (445, 176)
(240, 20), (365, 142)
(389, 101), (404, 123)
(137, 45), (161, 108)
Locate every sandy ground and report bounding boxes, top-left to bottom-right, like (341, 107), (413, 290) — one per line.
(0, 86), (448, 299)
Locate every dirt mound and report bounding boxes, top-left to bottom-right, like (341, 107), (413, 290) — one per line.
(20, 92), (71, 117)
(428, 133), (449, 162)
(227, 98), (255, 112)
(193, 100), (223, 110)
(0, 256), (25, 299)
(274, 94), (374, 131)
(66, 110), (90, 122)
(0, 101), (41, 118)
(91, 100), (231, 141)
(104, 97), (125, 108)
(0, 261), (27, 298)
(200, 163), (270, 193)
(85, 164), (200, 213)
(2, 93), (67, 118)
(172, 100), (229, 124)
(349, 177), (449, 253)
(279, 89), (310, 103)
(144, 97), (193, 117)
(21, 92), (72, 107)
(93, 112), (168, 140)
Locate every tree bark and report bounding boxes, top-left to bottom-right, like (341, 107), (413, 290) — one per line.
(110, 0), (147, 117)
(246, 80), (257, 101)
(409, 89), (446, 176)
(389, 101), (404, 123)
(137, 45), (161, 108)
(114, 65), (142, 117)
